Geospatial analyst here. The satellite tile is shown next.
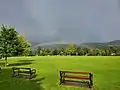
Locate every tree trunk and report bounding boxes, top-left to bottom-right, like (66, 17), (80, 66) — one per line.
(5, 56), (8, 67)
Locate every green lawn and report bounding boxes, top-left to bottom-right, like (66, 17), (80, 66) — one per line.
(0, 56), (120, 90)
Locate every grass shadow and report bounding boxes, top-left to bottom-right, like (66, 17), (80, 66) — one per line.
(0, 68), (45, 90)
(0, 59), (35, 67)
(0, 62), (5, 67)
(8, 59), (35, 66)
(17, 60), (35, 62)
(8, 62), (32, 66)
(61, 80), (91, 89)
(13, 73), (38, 79)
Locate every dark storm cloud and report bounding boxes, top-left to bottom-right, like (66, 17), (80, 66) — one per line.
(0, 0), (120, 43)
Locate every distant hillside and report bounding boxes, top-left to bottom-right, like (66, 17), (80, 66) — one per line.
(107, 40), (120, 45)
(36, 44), (69, 49)
(30, 40), (120, 51)
(31, 41), (78, 52)
(80, 43), (105, 48)
(81, 40), (120, 49)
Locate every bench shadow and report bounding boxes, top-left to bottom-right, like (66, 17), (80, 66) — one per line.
(17, 60), (35, 62)
(8, 62), (32, 66)
(14, 73), (38, 79)
(0, 62), (5, 67)
(8, 59), (35, 66)
(61, 80), (90, 89)
(0, 68), (45, 90)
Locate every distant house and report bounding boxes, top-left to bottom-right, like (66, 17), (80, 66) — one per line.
(111, 53), (116, 56)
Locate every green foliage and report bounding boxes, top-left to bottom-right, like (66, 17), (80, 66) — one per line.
(36, 47), (53, 56)
(76, 46), (82, 55)
(82, 47), (90, 55)
(0, 24), (18, 58)
(99, 50), (106, 56)
(65, 44), (76, 55)
(35, 45), (120, 56)
(0, 24), (31, 66)
(13, 35), (31, 56)
(52, 49), (58, 55)
(58, 48), (65, 55)
(36, 46), (42, 56)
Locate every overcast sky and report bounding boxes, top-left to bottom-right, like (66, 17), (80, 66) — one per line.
(0, 0), (120, 43)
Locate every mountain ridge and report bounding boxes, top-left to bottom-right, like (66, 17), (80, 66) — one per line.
(30, 40), (120, 50)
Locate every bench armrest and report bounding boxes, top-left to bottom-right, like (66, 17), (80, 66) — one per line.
(31, 69), (36, 74)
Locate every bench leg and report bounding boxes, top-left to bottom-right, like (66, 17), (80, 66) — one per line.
(12, 72), (18, 77)
(59, 71), (62, 85)
(12, 70), (16, 77)
(89, 83), (92, 89)
(18, 72), (19, 76)
(89, 73), (93, 88)
(59, 78), (63, 85)
(60, 79), (65, 85)
(29, 72), (36, 79)
(59, 72), (65, 85)
(29, 74), (32, 79)
(12, 72), (15, 77)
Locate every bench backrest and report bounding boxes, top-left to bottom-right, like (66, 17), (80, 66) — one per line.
(60, 71), (90, 74)
(12, 67), (32, 72)
(13, 67), (31, 70)
(60, 71), (93, 81)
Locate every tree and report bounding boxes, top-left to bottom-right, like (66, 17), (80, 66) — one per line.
(82, 47), (90, 55)
(109, 45), (117, 55)
(87, 50), (93, 56)
(92, 48), (101, 56)
(29, 49), (35, 56)
(99, 50), (106, 56)
(46, 49), (52, 56)
(103, 46), (116, 56)
(65, 44), (76, 56)
(0, 24), (31, 66)
(57, 47), (65, 56)
(13, 35), (31, 56)
(36, 46), (42, 56)
(76, 46), (82, 55)
(116, 46), (120, 56)
(36, 48), (50, 56)
(52, 49), (58, 55)
(0, 24), (18, 66)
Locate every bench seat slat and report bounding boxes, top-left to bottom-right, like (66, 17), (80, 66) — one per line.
(18, 71), (30, 73)
(63, 75), (89, 80)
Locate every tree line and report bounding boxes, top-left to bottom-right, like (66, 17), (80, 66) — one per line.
(35, 44), (120, 56)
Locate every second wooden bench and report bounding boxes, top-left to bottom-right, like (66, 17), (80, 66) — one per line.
(59, 71), (93, 88)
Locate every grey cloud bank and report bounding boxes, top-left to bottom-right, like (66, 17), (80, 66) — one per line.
(0, 0), (120, 43)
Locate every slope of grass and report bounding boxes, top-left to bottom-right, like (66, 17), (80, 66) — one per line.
(0, 56), (120, 90)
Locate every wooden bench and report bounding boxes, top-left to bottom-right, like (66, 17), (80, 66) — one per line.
(12, 67), (36, 79)
(59, 71), (93, 88)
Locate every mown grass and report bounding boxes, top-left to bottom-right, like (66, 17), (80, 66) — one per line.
(0, 56), (120, 90)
